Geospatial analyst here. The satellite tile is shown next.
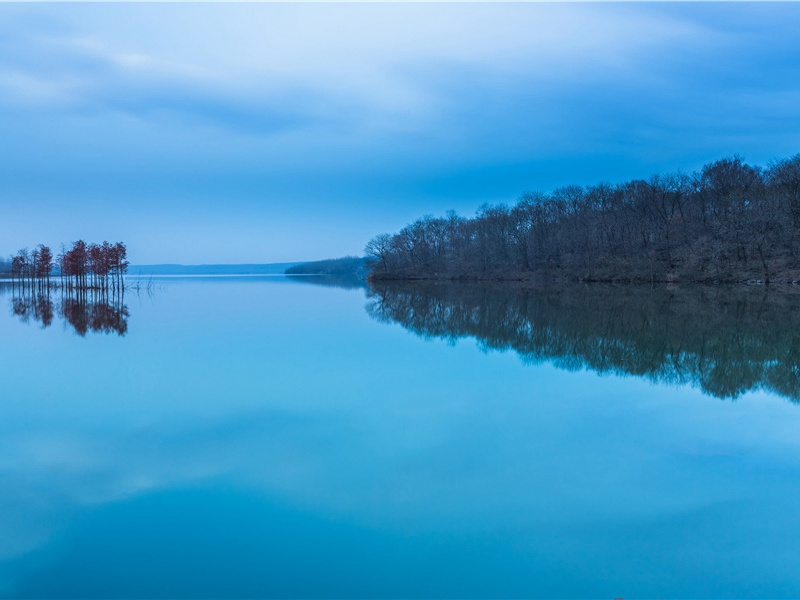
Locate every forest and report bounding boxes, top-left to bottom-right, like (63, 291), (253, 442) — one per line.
(6, 240), (128, 292)
(365, 154), (800, 283)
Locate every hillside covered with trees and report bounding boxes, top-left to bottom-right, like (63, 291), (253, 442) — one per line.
(365, 155), (800, 283)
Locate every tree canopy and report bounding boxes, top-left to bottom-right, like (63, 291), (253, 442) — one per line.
(366, 154), (800, 283)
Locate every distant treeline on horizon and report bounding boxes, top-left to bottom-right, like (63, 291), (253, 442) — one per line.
(365, 153), (800, 284)
(285, 256), (367, 278)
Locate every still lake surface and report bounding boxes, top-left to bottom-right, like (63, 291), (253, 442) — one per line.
(1, 276), (800, 598)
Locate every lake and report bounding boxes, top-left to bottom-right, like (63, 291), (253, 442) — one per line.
(1, 276), (800, 598)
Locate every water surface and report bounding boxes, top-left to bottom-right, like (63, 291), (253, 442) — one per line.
(1, 277), (800, 598)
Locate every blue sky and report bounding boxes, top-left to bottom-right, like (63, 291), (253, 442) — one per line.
(2, 2), (800, 264)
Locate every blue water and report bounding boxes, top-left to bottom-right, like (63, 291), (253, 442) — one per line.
(1, 277), (800, 598)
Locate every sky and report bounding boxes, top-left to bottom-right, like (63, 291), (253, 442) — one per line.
(1, 2), (800, 264)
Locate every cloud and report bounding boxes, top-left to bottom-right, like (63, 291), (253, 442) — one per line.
(1, 3), (800, 262)
(0, 4), (728, 136)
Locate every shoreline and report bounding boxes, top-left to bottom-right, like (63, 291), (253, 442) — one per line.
(368, 272), (800, 286)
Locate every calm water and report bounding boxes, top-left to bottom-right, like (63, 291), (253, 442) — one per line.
(1, 277), (800, 598)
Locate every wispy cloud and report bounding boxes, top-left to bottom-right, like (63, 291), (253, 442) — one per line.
(0, 4), (726, 134)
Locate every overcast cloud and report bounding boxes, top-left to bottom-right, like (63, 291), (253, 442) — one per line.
(2, 3), (799, 263)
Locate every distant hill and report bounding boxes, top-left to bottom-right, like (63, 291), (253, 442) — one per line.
(130, 263), (301, 275)
(286, 274), (367, 290)
(285, 256), (367, 277)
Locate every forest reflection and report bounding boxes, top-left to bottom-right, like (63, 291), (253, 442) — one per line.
(285, 274), (367, 290)
(2, 284), (129, 336)
(366, 282), (800, 402)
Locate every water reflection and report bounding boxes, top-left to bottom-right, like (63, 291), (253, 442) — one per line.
(367, 282), (800, 401)
(285, 273), (367, 290)
(2, 284), (129, 336)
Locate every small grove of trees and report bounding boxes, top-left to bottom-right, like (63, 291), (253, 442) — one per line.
(365, 154), (800, 284)
(10, 244), (54, 289)
(8, 241), (128, 292)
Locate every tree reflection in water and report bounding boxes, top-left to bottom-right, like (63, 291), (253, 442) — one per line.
(366, 282), (800, 401)
(4, 284), (129, 336)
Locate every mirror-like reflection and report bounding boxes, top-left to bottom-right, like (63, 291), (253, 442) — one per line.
(284, 273), (367, 290)
(3, 276), (800, 598)
(367, 282), (800, 401)
(2, 283), (129, 336)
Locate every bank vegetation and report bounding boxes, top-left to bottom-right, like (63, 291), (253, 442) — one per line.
(366, 155), (800, 283)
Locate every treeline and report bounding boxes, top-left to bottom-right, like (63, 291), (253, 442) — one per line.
(8, 241), (128, 292)
(366, 282), (800, 401)
(285, 256), (367, 277)
(366, 154), (800, 283)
